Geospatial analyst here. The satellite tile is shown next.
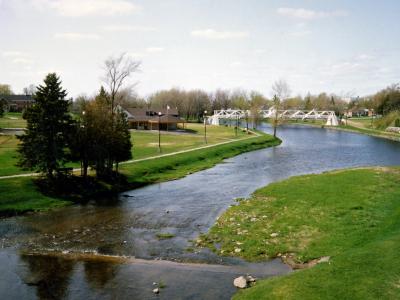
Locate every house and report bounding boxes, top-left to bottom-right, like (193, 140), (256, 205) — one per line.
(122, 107), (186, 130)
(344, 108), (374, 118)
(0, 95), (34, 112)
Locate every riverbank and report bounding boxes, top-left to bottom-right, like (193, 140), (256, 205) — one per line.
(199, 167), (400, 299)
(0, 132), (280, 216)
(284, 119), (400, 142)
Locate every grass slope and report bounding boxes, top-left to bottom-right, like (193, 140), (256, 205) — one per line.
(0, 132), (280, 215)
(200, 167), (400, 299)
(120, 133), (279, 185)
(0, 177), (71, 215)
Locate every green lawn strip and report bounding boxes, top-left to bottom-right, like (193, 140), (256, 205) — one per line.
(120, 133), (280, 185)
(199, 167), (400, 299)
(336, 124), (400, 141)
(130, 123), (247, 159)
(0, 177), (71, 216)
(0, 132), (279, 215)
(0, 135), (29, 176)
(0, 112), (26, 128)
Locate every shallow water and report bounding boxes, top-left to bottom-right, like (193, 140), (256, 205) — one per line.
(2, 124), (400, 299)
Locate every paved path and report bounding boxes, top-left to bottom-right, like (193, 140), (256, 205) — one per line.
(0, 131), (261, 180)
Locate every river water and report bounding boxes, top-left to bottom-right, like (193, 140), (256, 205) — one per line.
(1, 124), (400, 299)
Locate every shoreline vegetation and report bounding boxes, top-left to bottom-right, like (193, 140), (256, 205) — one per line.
(199, 167), (400, 299)
(0, 130), (280, 217)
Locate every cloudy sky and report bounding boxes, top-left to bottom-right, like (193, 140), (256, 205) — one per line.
(1, 0), (399, 98)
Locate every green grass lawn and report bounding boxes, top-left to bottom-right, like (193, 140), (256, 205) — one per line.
(0, 112), (26, 128)
(0, 177), (71, 215)
(0, 131), (280, 215)
(130, 123), (247, 159)
(0, 123), (247, 177)
(199, 167), (400, 299)
(0, 135), (31, 176)
(347, 117), (374, 128)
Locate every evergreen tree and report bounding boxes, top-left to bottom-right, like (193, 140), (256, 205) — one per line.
(0, 98), (7, 117)
(17, 73), (74, 177)
(112, 108), (132, 172)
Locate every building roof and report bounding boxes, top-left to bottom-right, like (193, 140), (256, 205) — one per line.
(124, 107), (179, 117)
(122, 106), (183, 123)
(148, 115), (185, 123)
(0, 95), (34, 101)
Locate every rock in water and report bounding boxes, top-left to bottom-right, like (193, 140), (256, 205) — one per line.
(233, 276), (248, 289)
(153, 288), (160, 294)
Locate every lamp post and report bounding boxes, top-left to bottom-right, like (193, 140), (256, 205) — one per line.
(158, 112), (162, 152)
(81, 110), (86, 177)
(204, 110), (207, 144)
(166, 105), (169, 132)
(235, 113), (239, 137)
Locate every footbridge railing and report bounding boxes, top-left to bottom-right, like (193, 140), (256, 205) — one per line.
(208, 108), (338, 126)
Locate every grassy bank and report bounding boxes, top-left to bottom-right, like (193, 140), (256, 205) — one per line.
(120, 132), (280, 185)
(0, 132), (280, 216)
(199, 167), (400, 299)
(335, 124), (400, 141)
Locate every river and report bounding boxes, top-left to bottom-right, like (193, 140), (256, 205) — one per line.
(1, 124), (400, 299)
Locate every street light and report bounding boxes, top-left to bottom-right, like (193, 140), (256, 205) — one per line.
(235, 114), (239, 137)
(158, 111), (162, 152)
(204, 110), (208, 144)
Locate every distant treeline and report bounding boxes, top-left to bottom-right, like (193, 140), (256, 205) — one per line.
(72, 88), (349, 121)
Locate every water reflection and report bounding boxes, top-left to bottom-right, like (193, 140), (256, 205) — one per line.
(84, 260), (119, 289)
(20, 254), (75, 300)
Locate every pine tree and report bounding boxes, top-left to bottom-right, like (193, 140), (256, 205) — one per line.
(0, 98), (7, 117)
(17, 73), (74, 177)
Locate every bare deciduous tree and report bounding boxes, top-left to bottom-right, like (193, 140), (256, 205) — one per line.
(23, 84), (36, 96)
(102, 53), (141, 113)
(271, 79), (291, 137)
(272, 79), (291, 100)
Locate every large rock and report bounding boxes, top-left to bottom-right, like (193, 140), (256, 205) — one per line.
(233, 276), (248, 289)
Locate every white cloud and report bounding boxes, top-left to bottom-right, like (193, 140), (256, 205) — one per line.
(277, 7), (348, 20)
(146, 47), (164, 53)
(32, 0), (140, 17)
(128, 52), (145, 58)
(357, 54), (374, 60)
(54, 32), (101, 41)
(2, 51), (28, 57)
(12, 58), (34, 64)
(254, 49), (267, 55)
(191, 29), (249, 40)
(230, 61), (243, 68)
(103, 25), (156, 32)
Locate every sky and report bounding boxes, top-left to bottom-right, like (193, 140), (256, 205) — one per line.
(1, 0), (399, 99)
